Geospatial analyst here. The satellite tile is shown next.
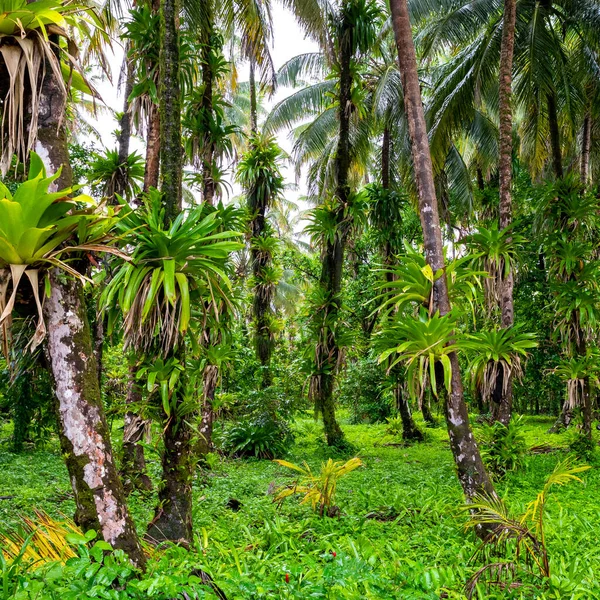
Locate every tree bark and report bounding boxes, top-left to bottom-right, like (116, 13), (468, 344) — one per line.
(547, 91), (563, 179)
(144, 105), (160, 192)
(394, 384), (423, 441)
(201, 25), (216, 205)
(35, 38), (145, 567)
(312, 10), (353, 447)
(159, 0), (182, 218)
(147, 0), (195, 546)
(121, 361), (152, 494)
(389, 0), (495, 499)
(44, 271), (145, 567)
(581, 112), (591, 185)
(494, 0), (517, 425)
(249, 58), (258, 134)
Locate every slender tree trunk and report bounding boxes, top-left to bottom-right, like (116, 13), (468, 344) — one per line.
(389, 0), (495, 499)
(394, 383), (423, 441)
(381, 127), (390, 189)
(197, 365), (218, 458)
(547, 91), (563, 179)
(493, 0), (517, 426)
(144, 105), (160, 192)
(201, 18), (216, 205)
(34, 37), (145, 567)
(159, 0), (182, 218)
(581, 112), (591, 185)
(121, 361), (152, 494)
(249, 58), (257, 134)
(312, 12), (353, 447)
(147, 0), (195, 545)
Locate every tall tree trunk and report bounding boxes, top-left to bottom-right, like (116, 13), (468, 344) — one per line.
(547, 91), (563, 179)
(37, 38), (145, 567)
(312, 11), (353, 447)
(35, 52), (145, 565)
(144, 105), (160, 192)
(147, 0), (194, 545)
(159, 0), (182, 218)
(249, 58), (257, 134)
(493, 0), (517, 426)
(389, 0), (495, 499)
(581, 112), (591, 185)
(381, 128), (422, 440)
(197, 365), (218, 458)
(121, 360), (152, 494)
(201, 18), (216, 205)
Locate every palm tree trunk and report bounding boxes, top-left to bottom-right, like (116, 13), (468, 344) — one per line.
(121, 360), (152, 494)
(389, 0), (495, 499)
(312, 13), (353, 447)
(144, 105), (160, 192)
(249, 58), (258, 134)
(581, 112), (591, 185)
(36, 48), (145, 566)
(147, 0), (195, 546)
(494, 0), (517, 425)
(159, 0), (182, 219)
(201, 19), (216, 205)
(547, 91), (563, 179)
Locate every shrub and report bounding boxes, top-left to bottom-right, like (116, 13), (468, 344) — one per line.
(569, 431), (596, 462)
(477, 417), (527, 478)
(219, 416), (293, 459)
(338, 357), (392, 424)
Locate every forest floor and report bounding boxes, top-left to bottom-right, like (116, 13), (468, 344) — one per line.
(1, 414), (599, 599)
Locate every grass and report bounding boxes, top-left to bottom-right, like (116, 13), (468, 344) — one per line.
(1, 413), (599, 598)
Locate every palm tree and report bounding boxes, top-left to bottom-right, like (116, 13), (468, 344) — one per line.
(389, 0), (495, 499)
(237, 134), (286, 386)
(495, 0), (518, 424)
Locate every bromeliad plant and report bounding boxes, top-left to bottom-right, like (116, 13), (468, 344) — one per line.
(377, 308), (458, 401)
(101, 190), (243, 356)
(0, 0), (101, 173)
(462, 328), (538, 404)
(273, 457), (363, 517)
(0, 152), (121, 351)
(464, 224), (524, 310)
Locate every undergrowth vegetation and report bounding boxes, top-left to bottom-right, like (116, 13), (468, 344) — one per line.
(1, 414), (596, 599)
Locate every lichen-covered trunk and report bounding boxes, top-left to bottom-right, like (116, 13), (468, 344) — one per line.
(121, 361), (152, 494)
(547, 91), (563, 180)
(36, 43), (145, 566)
(197, 365), (218, 458)
(495, 0), (517, 425)
(44, 271), (146, 567)
(389, 0), (495, 499)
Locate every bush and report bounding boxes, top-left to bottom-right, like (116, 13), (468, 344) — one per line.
(218, 416), (293, 459)
(217, 387), (294, 459)
(477, 417), (527, 478)
(569, 432), (596, 462)
(338, 357), (392, 424)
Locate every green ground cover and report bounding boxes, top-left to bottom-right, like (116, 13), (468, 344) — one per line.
(1, 415), (598, 599)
